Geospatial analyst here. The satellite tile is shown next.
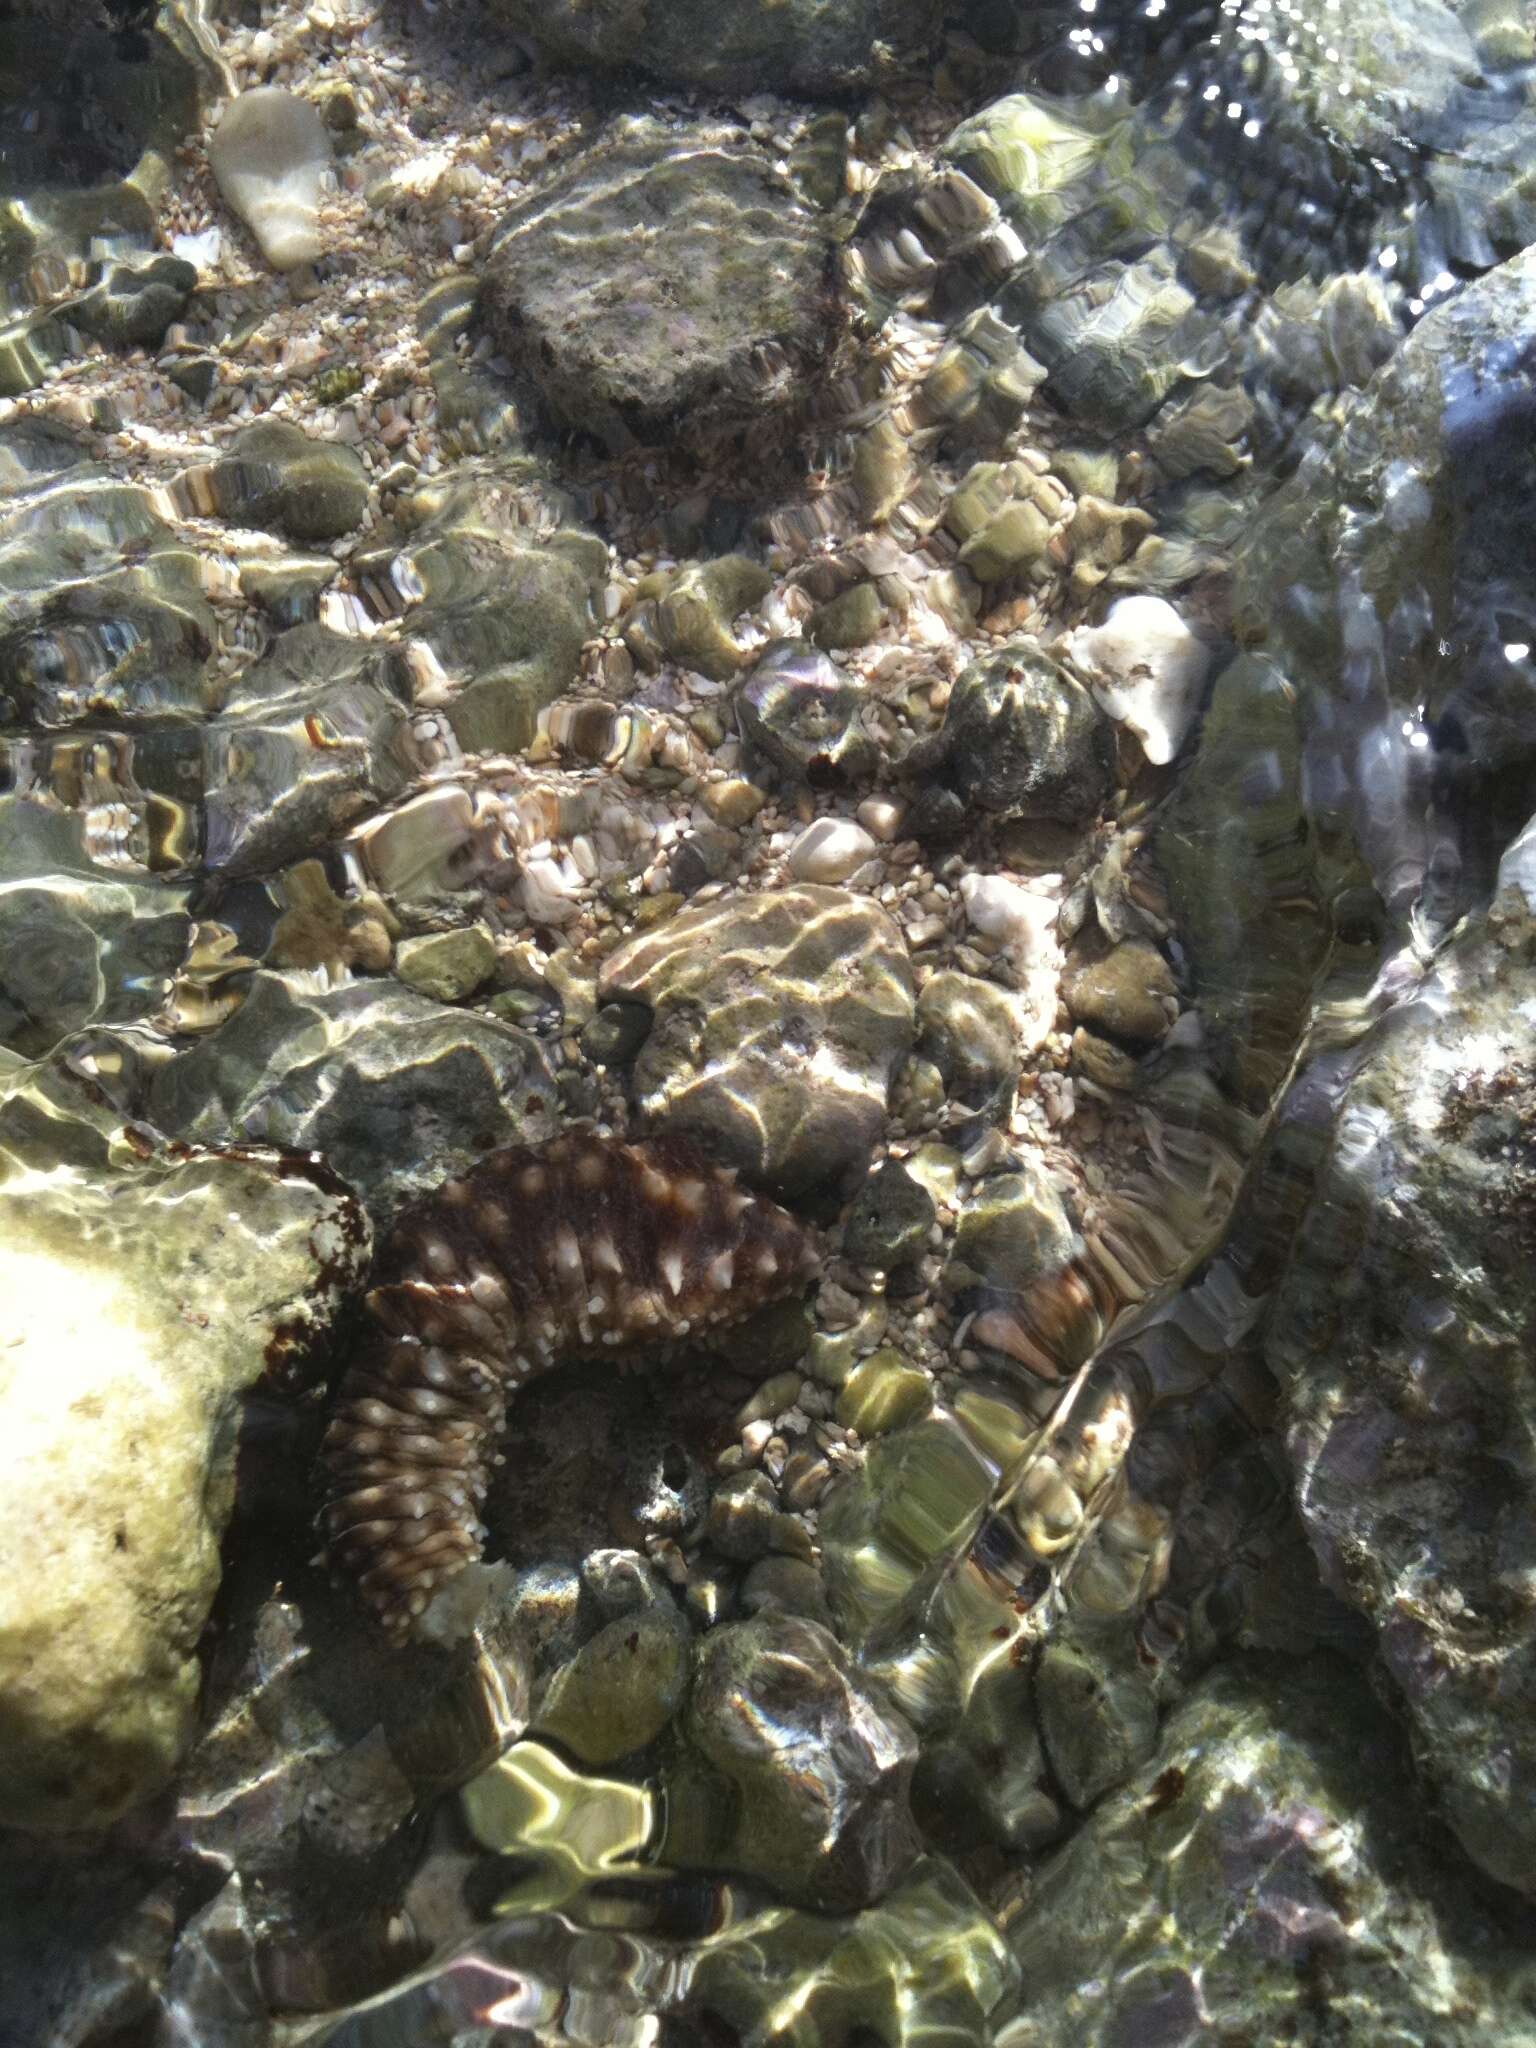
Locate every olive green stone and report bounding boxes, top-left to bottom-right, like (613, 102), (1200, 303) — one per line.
(947, 1166), (1076, 1297)
(208, 419), (368, 542)
(1036, 1636), (1158, 1812)
(809, 581), (886, 650)
(635, 555), (773, 681)
(852, 416), (914, 525)
(843, 1160), (936, 1269)
(705, 1472), (782, 1561)
(1061, 939), (1176, 1046)
(836, 1349), (934, 1436)
(804, 1302), (888, 1388)
(531, 1607), (690, 1765)
(312, 362), (364, 404)
(1071, 1024), (1139, 1090)
(959, 500), (1053, 582)
(394, 925), (497, 1003)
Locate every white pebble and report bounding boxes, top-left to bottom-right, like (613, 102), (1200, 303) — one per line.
(857, 795), (906, 843)
(209, 87), (331, 272)
(787, 817), (878, 884)
(1058, 595), (1214, 767)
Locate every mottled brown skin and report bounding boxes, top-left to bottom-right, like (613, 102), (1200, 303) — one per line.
(319, 1130), (816, 1637)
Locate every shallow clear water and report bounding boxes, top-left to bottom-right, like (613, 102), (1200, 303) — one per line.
(2, 0), (1535, 2042)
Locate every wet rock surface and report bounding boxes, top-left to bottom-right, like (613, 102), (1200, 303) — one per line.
(678, 1612), (922, 1911)
(600, 884), (915, 1194)
(147, 974), (560, 1226)
(1266, 880), (1536, 1898)
(1000, 1657), (1536, 2047)
(491, 0), (943, 96)
(480, 116), (841, 454)
(0, 1079), (367, 1832)
(6, 0), (1536, 2036)
(913, 643), (1111, 828)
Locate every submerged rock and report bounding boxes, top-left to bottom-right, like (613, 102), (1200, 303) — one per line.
(736, 640), (880, 788)
(480, 117), (841, 454)
(1000, 1657), (1536, 2046)
(0, 1091), (366, 1831)
(190, 419), (368, 543)
(147, 973), (559, 1226)
(209, 86), (331, 271)
(1266, 873), (1536, 1899)
(676, 1612), (921, 1910)
(913, 643), (1110, 827)
(686, 1856), (1019, 2046)
(601, 884), (914, 1195)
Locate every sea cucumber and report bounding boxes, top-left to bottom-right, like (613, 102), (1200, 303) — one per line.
(319, 1128), (816, 1637)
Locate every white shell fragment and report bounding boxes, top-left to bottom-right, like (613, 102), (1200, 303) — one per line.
(1058, 595), (1215, 767)
(208, 87), (331, 271)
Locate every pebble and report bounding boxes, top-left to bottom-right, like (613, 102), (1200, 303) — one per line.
(858, 795), (907, 842)
(1058, 595), (1215, 766)
(394, 925), (497, 1002)
(208, 87), (332, 271)
(787, 817), (879, 884)
(835, 1349), (935, 1437)
(701, 777), (767, 827)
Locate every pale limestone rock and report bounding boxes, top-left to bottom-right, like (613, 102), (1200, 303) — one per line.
(0, 1114), (366, 1831)
(1058, 595), (1214, 767)
(209, 87), (331, 271)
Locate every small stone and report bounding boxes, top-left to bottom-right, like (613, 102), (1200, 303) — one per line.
(73, 255), (196, 349)
(858, 795), (906, 842)
(809, 581), (886, 649)
(578, 999), (652, 1067)
(947, 1164), (1078, 1299)
(208, 86), (332, 271)
(669, 822), (741, 895)
(735, 640), (879, 788)
(721, 1295), (817, 1376)
(916, 970), (1021, 1116)
(705, 1471), (782, 1561)
(531, 1606), (690, 1765)
(1058, 595), (1215, 766)
(836, 1348), (934, 1436)
(1070, 1024), (1138, 1090)
(701, 777), (767, 827)
(168, 356), (218, 404)
(631, 555), (773, 681)
(740, 1556), (832, 1625)
(735, 1371), (805, 1431)
(679, 1613), (921, 1911)
(394, 925), (497, 1002)
(1061, 939), (1177, 1046)
(959, 499), (1053, 583)
(786, 817), (878, 884)
(842, 1160), (936, 1270)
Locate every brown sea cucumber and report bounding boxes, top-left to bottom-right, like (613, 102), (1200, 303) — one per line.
(319, 1128), (815, 1636)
